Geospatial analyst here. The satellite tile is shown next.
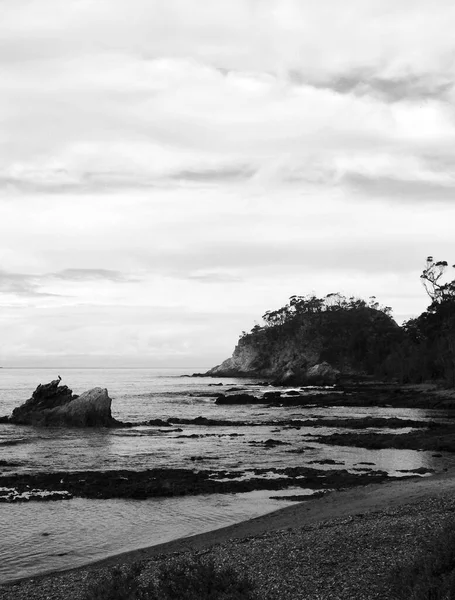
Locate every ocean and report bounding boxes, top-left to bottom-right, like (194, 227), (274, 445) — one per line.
(1, 367), (454, 583)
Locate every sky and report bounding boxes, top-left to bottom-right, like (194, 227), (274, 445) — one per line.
(1, 0), (455, 368)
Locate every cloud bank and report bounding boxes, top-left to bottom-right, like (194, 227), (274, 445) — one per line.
(1, 0), (454, 365)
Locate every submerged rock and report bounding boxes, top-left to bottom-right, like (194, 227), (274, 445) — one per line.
(215, 393), (263, 405)
(9, 380), (120, 427)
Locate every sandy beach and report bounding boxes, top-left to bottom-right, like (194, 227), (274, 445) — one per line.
(3, 469), (455, 599)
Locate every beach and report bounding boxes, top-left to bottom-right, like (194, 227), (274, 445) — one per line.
(3, 468), (455, 600)
(4, 370), (455, 585)
(3, 1), (455, 596)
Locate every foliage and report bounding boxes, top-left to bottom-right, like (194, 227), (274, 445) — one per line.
(390, 521), (455, 599)
(83, 557), (260, 600)
(260, 293), (392, 329)
(420, 256), (455, 303)
(397, 257), (455, 387)
(237, 258), (455, 387)
(239, 292), (400, 377)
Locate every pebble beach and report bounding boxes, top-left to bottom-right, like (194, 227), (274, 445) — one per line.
(3, 469), (455, 600)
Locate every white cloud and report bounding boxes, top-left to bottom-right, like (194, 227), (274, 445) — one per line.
(1, 0), (454, 365)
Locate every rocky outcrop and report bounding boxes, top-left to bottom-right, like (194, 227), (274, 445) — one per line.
(206, 303), (401, 385)
(305, 362), (340, 385)
(206, 332), (341, 385)
(215, 393), (264, 405)
(9, 380), (120, 427)
(0, 466), (395, 501)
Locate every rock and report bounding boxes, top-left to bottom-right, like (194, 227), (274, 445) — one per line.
(305, 362), (340, 385)
(146, 419), (171, 426)
(205, 300), (400, 384)
(269, 492), (326, 501)
(309, 459), (345, 465)
(396, 467), (435, 475)
(215, 393), (262, 405)
(248, 439), (291, 448)
(0, 466), (397, 501)
(9, 380), (120, 427)
(157, 428), (183, 433)
(192, 416), (213, 425)
(52, 388), (117, 427)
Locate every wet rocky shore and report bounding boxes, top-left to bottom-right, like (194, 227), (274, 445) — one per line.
(0, 465), (410, 503)
(3, 381), (455, 428)
(2, 379), (454, 504)
(213, 382), (455, 410)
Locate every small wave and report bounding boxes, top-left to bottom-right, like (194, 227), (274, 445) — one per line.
(113, 430), (163, 438)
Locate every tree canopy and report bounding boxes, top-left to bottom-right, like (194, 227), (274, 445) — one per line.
(260, 293), (392, 329)
(420, 256), (455, 303)
(238, 258), (455, 388)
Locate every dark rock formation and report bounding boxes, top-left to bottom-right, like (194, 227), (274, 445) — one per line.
(206, 299), (401, 385)
(263, 391), (282, 400)
(305, 362), (340, 385)
(215, 393), (263, 405)
(314, 425), (455, 452)
(0, 466), (399, 501)
(9, 380), (120, 427)
(248, 439), (291, 448)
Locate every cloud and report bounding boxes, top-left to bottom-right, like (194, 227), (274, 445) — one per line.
(2, 2), (455, 196)
(0, 268), (137, 300)
(156, 239), (431, 278)
(303, 72), (454, 104)
(186, 271), (243, 283)
(170, 165), (255, 183)
(345, 173), (455, 202)
(0, 302), (254, 367)
(1, 1), (455, 364)
(50, 268), (137, 282)
(0, 270), (60, 298)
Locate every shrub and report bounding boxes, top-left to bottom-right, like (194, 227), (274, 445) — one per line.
(84, 556), (260, 600)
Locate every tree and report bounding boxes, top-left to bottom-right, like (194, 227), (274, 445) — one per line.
(420, 256), (455, 302)
(400, 257), (455, 387)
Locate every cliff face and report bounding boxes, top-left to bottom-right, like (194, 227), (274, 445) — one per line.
(207, 305), (401, 384)
(208, 325), (322, 382)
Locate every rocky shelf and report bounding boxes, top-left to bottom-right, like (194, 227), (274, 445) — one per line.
(0, 466), (410, 502)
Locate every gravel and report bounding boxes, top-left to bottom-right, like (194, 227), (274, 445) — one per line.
(2, 492), (455, 600)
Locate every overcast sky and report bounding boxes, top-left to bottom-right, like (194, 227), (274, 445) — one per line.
(1, 0), (454, 368)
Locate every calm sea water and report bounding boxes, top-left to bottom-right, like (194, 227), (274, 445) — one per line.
(1, 367), (454, 583)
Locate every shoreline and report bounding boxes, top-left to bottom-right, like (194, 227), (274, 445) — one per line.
(4, 468), (455, 591)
